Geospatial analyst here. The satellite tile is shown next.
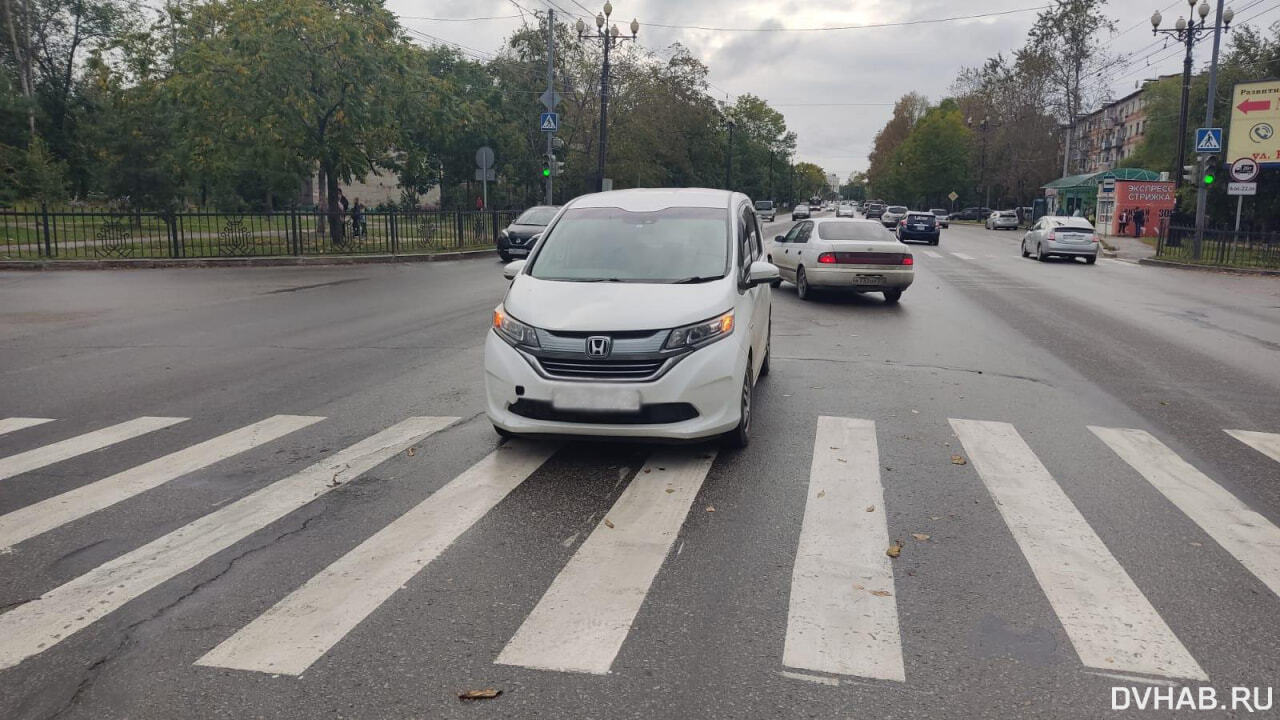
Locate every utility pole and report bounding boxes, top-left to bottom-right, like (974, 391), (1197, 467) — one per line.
(578, 5), (638, 193)
(544, 9), (555, 205)
(1194, 0), (1227, 248)
(724, 114), (735, 191)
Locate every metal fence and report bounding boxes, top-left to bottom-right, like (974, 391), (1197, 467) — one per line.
(1156, 225), (1280, 269)
(0, 207), (520, 260)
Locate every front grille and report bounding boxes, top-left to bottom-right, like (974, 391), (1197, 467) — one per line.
(538, 357), (667, 380)
(509, 399), (698, 424)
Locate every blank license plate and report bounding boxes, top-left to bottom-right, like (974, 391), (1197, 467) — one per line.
(851, 275), (883, 285)
(552, 388), (641, 412)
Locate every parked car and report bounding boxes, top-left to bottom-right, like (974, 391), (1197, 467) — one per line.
(864, 203), (885, 220)
(792, 203), (811, 220)
(986, 210), (1020, 230)
(930, 208), (950, 228)
(950, 207), (992, 221)
(497, 205), (560, 261)
(836, 202), (857, 218)
(897, 211), (940, 245)
(769, 218), (913, 304)
(1020, 216), (1100, 263)
(754, 200), (776, 222)
(880, 205), (908, 228)
(485, 188), (779, 447)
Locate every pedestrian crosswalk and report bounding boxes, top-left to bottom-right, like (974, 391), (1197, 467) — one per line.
(0, 413), (1277, 685)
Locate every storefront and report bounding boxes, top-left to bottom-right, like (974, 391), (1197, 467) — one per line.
(1041, 168), (1165, 233)
(1097, 179), (1175, 238)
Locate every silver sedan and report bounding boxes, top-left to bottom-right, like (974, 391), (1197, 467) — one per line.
(1020, 216), (1101, 264)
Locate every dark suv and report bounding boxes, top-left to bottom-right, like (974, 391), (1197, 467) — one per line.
(897, 211), (940, 245)
(864, 203), (886, 220)
(950, 207), (992, 222)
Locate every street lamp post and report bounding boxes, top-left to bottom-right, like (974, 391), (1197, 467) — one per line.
(1151, 0), (1234, 193)
(724, 114), (736, 191)
(578, 3), (638, 193)
(968, 115), (992, 208)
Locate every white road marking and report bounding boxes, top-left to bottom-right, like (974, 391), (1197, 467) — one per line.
(197, 440), (556, 676)
(783, 416), (904, 682)
(1103, 259), (1140, 269)
(952, 419), (1206, 680)
(0, 418), (54, 437)
(949, 252), (976, 260)
(1225, 429), (1280, 465)
(0, 416), (456, 671)
(1092, 426), (1280, 600)
(921, 250), (943, 259)
(1084, 670), (1181, 687)
(495, 448), (716, 674)
(779, 670), (840, 687)
(0, 416), (187, 482)
(0, 415), (324, 550)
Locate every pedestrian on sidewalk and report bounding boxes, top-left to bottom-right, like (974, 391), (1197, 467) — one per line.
(1118, 208), (1129, 236)
(1133, 208), (1145, 238)
(351, 199), (365, 238)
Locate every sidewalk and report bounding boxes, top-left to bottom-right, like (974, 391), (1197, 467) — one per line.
(1101, 232), (1156, 261)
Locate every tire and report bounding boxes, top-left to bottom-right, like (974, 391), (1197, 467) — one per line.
(1085, 255), (1097, 264)
(1020, 241), (1029, 258)
(1036, 243), (1048, 262)
(723, 363), (753, 449)
(796, 266), (812, 301)
(499, 251), (511, 262)
(883, 288), (902, 304)
(759, 318), (771, 377)
(931, 237), (939, 246)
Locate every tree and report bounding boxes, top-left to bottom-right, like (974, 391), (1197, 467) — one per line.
(791, 161), (827, 201)
(1025, 0), (1116, 123)
(895, 101), (971, 208)
(867, 92), (927, 200)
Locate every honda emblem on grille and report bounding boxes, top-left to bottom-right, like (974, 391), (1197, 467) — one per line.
(586, 336), (612, 358)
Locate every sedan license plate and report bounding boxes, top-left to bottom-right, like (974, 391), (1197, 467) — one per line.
(552, 388), (641, 412)
(912, 224), (928, 230)
(851, 275), (884, 285)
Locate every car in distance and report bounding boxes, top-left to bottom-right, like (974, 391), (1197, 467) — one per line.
(1021, 216), (1100, 263)
(498, 205), (560, 261)
(950, 207), (992, 221)
(897, 211), (940, 245)
(864, 202), (885, 220)
(769, 218), (913, 304)
(754, 199), (776, 222)
(792, 203), (811, 220)
(880, 205), (908, 228)
(485, 188), (780, 447)
(930, 208), (950, 228)
(836, 202), (857, 217)
(986, 210), (1020, 230)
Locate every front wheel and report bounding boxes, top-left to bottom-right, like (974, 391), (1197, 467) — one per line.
(723, 364), (753, 449)
(1020, 241), (1029, 258)
(499, 250), (511, 262)
(796, 266), (812, 301)
(883, 288), (903, 304)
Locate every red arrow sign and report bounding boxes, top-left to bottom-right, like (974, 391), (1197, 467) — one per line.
(1237, 99), (1272, 114)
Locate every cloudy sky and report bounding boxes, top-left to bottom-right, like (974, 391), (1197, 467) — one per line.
(396, 0), (1279, 182)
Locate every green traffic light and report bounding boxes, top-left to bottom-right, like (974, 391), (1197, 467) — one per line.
(542, 167), (551, 177)
(1203, 173), (1215, 185)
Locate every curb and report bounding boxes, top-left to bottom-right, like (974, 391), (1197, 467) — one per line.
(0, 248), (497, 271)
(1137, 257), (1280, 276)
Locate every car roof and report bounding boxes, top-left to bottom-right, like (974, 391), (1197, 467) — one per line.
(812, 217), (882, 226)
(569, 188), (737, 211)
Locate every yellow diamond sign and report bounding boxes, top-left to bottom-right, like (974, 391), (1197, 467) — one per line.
(1227, 79), (1280, 167)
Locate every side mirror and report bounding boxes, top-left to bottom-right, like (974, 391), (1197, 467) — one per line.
(774, 235), (786, 243)
(745, 260), (781, 288)
(502, 259), (527, 280)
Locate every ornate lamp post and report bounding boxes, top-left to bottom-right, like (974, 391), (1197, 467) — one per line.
(578, 4), (639, 192)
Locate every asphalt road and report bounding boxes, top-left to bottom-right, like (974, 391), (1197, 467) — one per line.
(1, 212), (1278, 719)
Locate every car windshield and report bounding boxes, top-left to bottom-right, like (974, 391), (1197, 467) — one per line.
(754, 201), (773, 210)
(527, 206), (728, 283)
(514, 207), (558, 226)
(907, 213), (934, 220)
(816, 222), (892, 241)
(1049, 218), (1094, 231)
(887, 206), (907, 213)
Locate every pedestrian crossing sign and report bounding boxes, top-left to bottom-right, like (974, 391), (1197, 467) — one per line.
(540, 112), (559, 132)
(1195, 127), (1223, 153)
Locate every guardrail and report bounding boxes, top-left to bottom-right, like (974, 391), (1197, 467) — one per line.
(0, 207), (520, 260)
(1156, 225), (1280, 270)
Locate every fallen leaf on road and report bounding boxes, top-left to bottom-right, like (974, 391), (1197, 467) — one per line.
(870, 590), (892, 597)
(836, 458), (847, 463)
(930, 516), (940, 521)
(604, 518), (615, 529)
(706, 505), (716, 512)
(1189, 541), (1202, 547)
(665, 488), (674, 494)
(644, 468), (651, 473)
(853, 583), (865, 590)
(866, 505), (875, 512)
(817, 490), (825, 498)
(458, 689), (501, 701)
(912, 533), (931, 542)
(886, 541), (902, 558)
(911, 409), (919, 414)
(406, 447), (415, 457)
(951, 455), (967, 465)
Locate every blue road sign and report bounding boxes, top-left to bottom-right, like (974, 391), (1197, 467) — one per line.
(540, 112), (559, 132)
(1195, 127), (1223, 154)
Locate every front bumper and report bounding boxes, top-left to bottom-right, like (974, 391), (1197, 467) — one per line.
(497, 236), (535, 255)
(804, 266), (914, 291)
(484, 331), (746, 440)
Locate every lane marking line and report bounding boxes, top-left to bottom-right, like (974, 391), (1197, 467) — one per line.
(197, 439), (557, 676)
(953, 419), (1206, 680)
(0, 418), (54, 437)
(949, 252), (976, 260)
(0, 417), (187, 482)
(0, 416), (457, 671)
(783, 416), (904, 682)
(1225, 429), (1280, 465)
(495, 448), (716, 674)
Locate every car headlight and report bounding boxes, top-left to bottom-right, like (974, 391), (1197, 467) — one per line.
(664, 311), (734, 350)
(493, 305), (540, 348)
(499, 230), (508, 239)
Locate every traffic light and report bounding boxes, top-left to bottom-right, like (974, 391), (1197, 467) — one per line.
(541, 157), (552, 178)
(1202, 155), (1219, 186)
(553, 160), (566, 177)
(1182, 161), (1199, 186)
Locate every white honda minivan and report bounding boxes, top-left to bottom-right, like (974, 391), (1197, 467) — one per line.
(484, 188), (780, 447)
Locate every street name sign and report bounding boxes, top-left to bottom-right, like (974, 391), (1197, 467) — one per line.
(1227, 182), (1257, 196)
(1227, 80), (1280, 167)
(1194, 127), (1223, 154)
(540, 112), (559, 132)
(1229, 157), (1259, 182)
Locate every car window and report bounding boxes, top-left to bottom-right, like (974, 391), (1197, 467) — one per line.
(749, 212), (763, 259)
(816, 222), (893, 241)
(754, 201), (773, 210)
(527, 205), (729, 283)
(737, 209), (751, 279)
(794, 221), (813, 244)
(887, 206), (907, 213)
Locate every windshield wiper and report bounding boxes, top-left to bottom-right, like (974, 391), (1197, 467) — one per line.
(670, 275), (724, 284)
